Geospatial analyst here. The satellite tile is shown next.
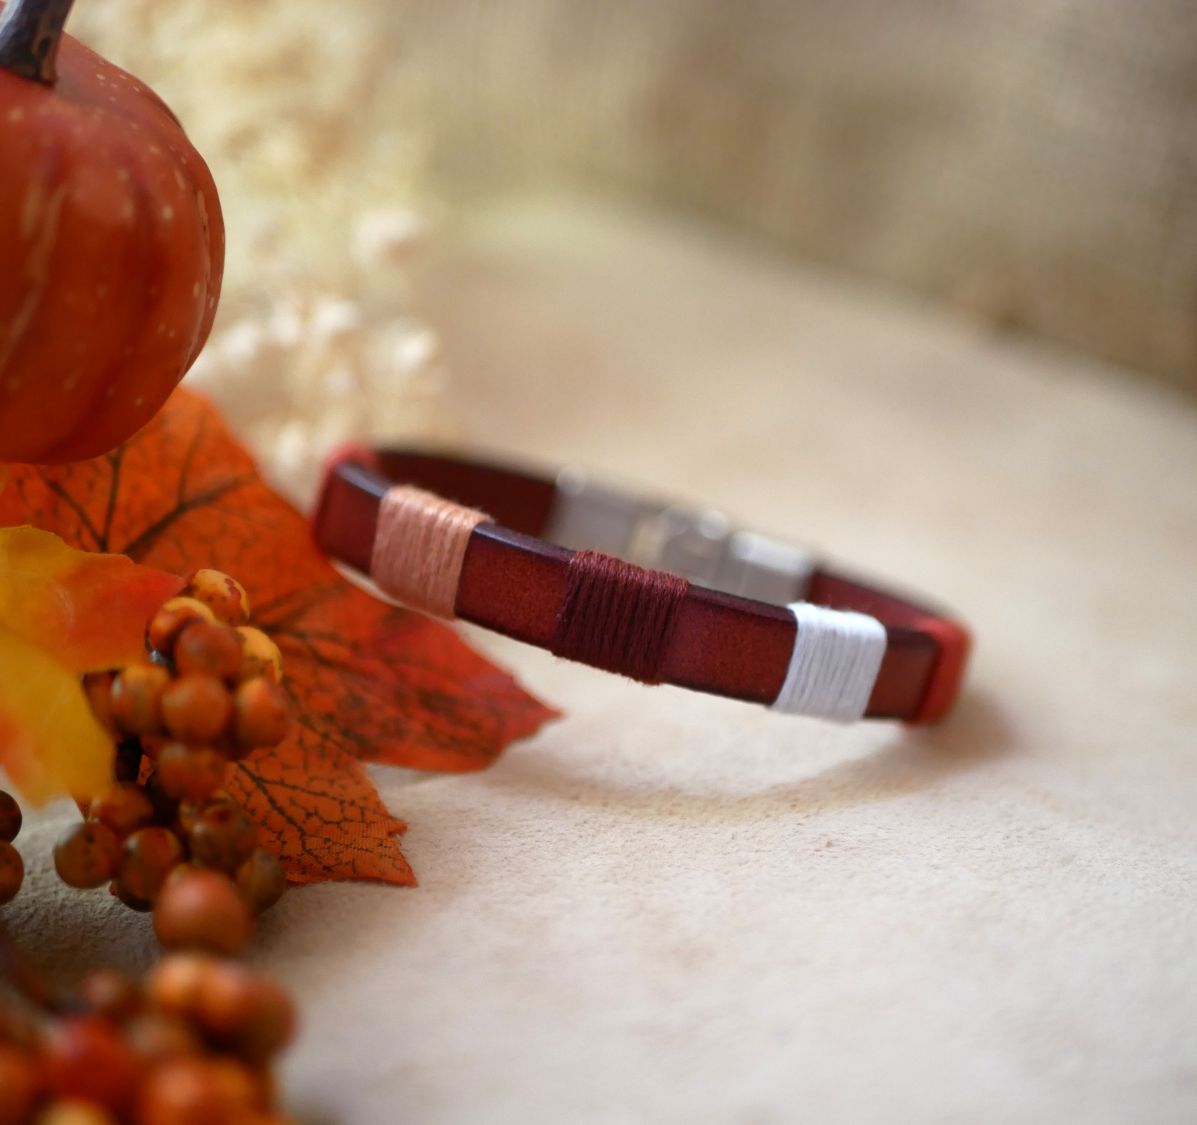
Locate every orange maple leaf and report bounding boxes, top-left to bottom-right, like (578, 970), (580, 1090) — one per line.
(0, 389), (558, 884)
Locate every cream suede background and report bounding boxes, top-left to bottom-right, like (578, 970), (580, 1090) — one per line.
(13, 197), (1197, 1123)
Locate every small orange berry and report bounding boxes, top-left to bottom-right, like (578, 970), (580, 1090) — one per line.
(110, 663), (171, 736)
(163, 862), (205, 887)
(0, 1043), (39, 1125)
(232, 679), (291, 750)
(188, 803), (256, 873)
(145, 953), (215, 1016)
(125, 1014), (204, 1067)
(119, 827), (185, 901)
(54, 822), (122, 889)
(88, 782), (155, 838)
(0, 1004), (38, 1052)
(154, 744), (229, 804)
(235, 848), (288, 915)
(193, 962), (297, 1064)
(0, 789), (21, 843)
(36, 1100), (121, 1125)
(124, 1011), (203, 1063)
(80, 968), (143, 1022)
(136, 1056), (261, 1124)
(153, 869), (253, 957)
(234, 626), (283, 684)
(41, 1015), (142, 1113)
(0, 840), (23, 905)
(147, 596), (216, 658)
(161, 674), (233, 743)
(182, 568), (251, 626)
(174, 621), (244, 682)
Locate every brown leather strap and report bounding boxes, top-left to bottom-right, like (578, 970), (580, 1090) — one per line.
(312, 448), (970, 723)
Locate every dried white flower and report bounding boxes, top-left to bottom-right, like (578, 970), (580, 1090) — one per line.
(70, 0), (447, 506)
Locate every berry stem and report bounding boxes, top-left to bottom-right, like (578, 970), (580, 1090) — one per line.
(0, 0), (76, 85)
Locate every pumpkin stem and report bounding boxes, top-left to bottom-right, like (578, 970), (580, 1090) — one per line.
(0, 0), (76, 85)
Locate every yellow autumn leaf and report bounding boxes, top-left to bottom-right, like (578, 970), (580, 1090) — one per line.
(0, 526), (182, 673)
(0, 625), (114, 805)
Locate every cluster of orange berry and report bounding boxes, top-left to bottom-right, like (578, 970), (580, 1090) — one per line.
(0, 954), (296, 1124)
(0, 570), (304, 1121)
(49, 570), (292, 950)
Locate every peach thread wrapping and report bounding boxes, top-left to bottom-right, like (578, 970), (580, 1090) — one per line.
(369, 484), (489, 619)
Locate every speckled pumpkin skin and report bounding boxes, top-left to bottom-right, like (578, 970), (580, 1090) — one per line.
(0, 28), (223, 464)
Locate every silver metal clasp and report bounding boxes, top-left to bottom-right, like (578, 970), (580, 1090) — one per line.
(548, 467), (653, 558)
(545, 466), (816, 604)
(628, 505), (731, 586)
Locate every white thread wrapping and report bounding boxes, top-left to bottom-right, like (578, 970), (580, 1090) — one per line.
(771, 602), (887, 722)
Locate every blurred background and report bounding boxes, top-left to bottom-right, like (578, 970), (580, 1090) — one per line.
(71, 0), (1197, 498)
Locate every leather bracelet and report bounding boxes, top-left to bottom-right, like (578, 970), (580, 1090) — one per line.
(312, 448), (970, 724)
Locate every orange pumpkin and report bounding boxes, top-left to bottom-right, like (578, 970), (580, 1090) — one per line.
(0, 0), (224, 464)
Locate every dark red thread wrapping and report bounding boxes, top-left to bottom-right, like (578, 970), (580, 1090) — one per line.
(551, 550), (689, 684)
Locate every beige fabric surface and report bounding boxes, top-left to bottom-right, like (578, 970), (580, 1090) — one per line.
(13, 196), (1197, 1123)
